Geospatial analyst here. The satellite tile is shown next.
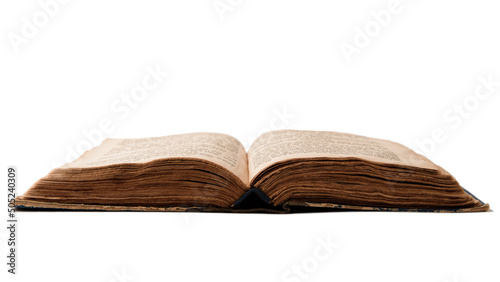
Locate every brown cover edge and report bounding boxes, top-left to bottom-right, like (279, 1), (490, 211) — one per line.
(15, 199), (490, 213)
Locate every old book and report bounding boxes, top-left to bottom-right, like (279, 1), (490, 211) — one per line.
(16, 130), (489, 213)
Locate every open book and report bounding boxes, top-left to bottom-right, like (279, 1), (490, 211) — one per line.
(16, 130), (489, 213)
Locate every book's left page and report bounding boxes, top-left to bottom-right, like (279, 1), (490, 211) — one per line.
(16, 132), (250, 211)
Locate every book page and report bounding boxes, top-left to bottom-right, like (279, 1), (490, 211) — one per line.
(248, 130), (440, 181)
(63, 132), (249, 185)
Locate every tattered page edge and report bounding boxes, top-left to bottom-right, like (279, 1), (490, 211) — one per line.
(283, 188), (490, 213)
(14, 198), (287, 213)
(15, 187), (490, 213)
(15, 200), (490, 213)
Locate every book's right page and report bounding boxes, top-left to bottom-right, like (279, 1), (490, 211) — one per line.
(247, 130), (489, 212)
(248, 129), (437, 179)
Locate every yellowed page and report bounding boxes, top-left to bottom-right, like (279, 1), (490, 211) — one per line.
(248, 130), (441, 182)
(64, 132), (249, 186)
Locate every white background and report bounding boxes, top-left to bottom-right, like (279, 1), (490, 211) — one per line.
(1, 1), (499, 281)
